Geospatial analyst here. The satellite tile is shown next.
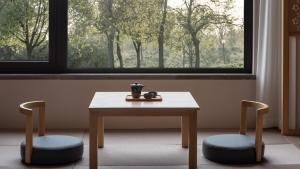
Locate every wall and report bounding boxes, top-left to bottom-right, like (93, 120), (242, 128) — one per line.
(0, 79), (256, 129)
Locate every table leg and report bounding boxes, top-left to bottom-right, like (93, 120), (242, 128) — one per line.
(98, 116), (104, 148)
(181, 115), (189, 148)
(90, 112), (98, 169)
(189, 111), (197, 169)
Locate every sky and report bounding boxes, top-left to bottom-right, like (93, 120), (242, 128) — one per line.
(168, 0), (244, 22)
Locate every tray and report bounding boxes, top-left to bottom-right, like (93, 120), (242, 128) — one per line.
(126, 95), (162, 101)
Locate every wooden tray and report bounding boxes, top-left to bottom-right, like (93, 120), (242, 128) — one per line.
(126, 95), (162, 101)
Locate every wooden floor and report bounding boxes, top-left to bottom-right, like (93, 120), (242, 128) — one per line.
(0, 129), (300, 169)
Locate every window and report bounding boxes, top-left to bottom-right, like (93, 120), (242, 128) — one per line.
(0, 0), (53, 73)
(0, 0), (252, 73)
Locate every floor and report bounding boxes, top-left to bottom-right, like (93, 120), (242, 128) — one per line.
(0, 129), (300, 169)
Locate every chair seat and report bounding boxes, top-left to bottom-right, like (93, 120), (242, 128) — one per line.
(202, 134), (264, 164)
(21, 135), (83, 165)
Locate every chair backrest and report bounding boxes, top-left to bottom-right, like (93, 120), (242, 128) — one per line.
(19, 101), (46, 164)
(239, 100), (269, 162)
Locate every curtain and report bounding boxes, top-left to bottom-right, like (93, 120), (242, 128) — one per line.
(255, 0), (282, 128)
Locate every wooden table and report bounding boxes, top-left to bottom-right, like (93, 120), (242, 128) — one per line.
(88, 92), (200, 169)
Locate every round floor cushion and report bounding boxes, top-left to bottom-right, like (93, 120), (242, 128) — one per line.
(202, 134), (264, 164)
(21, 135), (83, 165)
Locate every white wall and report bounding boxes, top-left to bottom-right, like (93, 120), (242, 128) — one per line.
(0, 79), (256, 129)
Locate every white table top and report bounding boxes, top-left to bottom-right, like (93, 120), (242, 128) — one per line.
(89, 92), (200, 109)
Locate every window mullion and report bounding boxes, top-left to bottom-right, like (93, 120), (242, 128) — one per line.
(49, 0), (68, 73)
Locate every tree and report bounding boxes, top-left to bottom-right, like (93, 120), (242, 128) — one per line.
(0, 0), (245, 69)
(95, 0), (127, 68)
(214, 0), (235, 64)
(0, 1), (7, 12)
(169, 24), (194, 68)
(158, 0), (168, 68)
(97, 0), (115, 68)
(123, 0), (161, 68)
(176, 0), (232, 68)
(116, 29), (123, 68)
(0, 0), (48, 59)
(112, 0), (128, 68)
(225, 26), (244, 67)
(68, 0), (102, 67)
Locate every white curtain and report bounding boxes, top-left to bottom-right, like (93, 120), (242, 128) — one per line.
(255, 0), (282, 128)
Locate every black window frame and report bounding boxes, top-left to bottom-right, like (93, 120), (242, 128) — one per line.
(0, 0), (253, 74)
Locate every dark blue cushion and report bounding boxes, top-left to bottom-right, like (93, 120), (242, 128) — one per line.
(202, 134), (264, 164)
(21, 135), (83, 165)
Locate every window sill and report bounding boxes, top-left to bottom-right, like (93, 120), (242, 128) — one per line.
(0, 73), (256, 80)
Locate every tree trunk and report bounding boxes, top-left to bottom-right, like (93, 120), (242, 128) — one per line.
(26, 44), (33, 60)
(116, 31), (123, 68)
(105, 0), (115, 68)
(188, 45), (193, 68)
(107, 34), (115, 68)
(192, 33), (200, 68)
(141, 46), (144, 62)
(219, 29), (226, 64)
(222, 43), (225, 64)
(227, 53), (230, 64)
(182, 45), (186, 67)
(158, 0), (168, 68)
(133, 40), (141, 68)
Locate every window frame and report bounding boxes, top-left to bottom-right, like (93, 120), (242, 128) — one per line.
(0, 0), (253, 74)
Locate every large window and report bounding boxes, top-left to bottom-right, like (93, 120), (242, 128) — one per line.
(0, 0), (252, 73)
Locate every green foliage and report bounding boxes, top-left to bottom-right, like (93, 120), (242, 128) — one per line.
(0, 0), (48, 60)
(0, 0), (245, 69)
(122, 0), (161, 43)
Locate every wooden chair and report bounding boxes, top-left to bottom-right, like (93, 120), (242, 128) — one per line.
(240, 100), (269, 162)
(20, 101), (46, 164)
(19, 101), (83, 165)
(202, 100), (269, 164)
